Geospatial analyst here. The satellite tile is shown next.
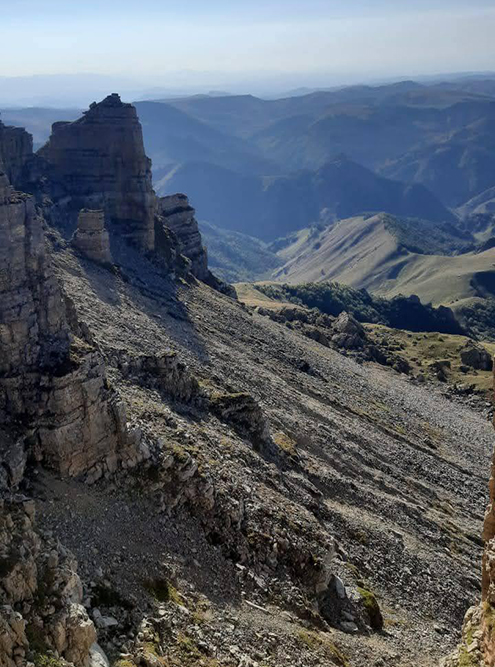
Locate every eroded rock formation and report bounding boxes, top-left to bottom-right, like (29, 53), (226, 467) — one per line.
(158, 194), (208, 280)
(0, 499), (98, 667)
(0, 121), (33, 189)
(0, 169), (141, 482)
(39, 93), (156, 250)
(444, 362), (495, 666)
(72, 209), (113, 265)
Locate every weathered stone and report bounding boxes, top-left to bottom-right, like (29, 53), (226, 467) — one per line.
(0, 500), (96, 667)
(107, 348), (199, 403)
(332, 311), (366, 350)
(72, 209), (113, 265)
(0, 169), (138, 481)
(157, 194), (208, 280)
(460, 340), (493, 371)
(0, 122), (33, 189)
(39, 94), (156, 250)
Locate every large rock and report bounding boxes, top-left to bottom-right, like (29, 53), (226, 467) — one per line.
(460, 340), (493, 371)
(72, 209), (113, 265)
(157, 194), (208, 280)
(332, 311), (366, 350)
(0, 499), (97, 667)
(38, 93), (156, 250)
(0, 121), (33, 189)
(0, 169), (139, 481)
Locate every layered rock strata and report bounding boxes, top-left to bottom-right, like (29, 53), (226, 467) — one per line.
(72, 209), (113, 265)
(38, 93), (156, 250)
(158, 194), (208, 279)
(0, 121), (33, 189)
(0, 169), (140, 481)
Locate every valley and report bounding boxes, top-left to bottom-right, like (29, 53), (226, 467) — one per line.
(1, 76), (495, 667)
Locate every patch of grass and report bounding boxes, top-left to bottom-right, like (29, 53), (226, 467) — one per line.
(113, 660), (136, 667)
(33, 654), (66, 667)
(357, 586), (383, 631)
(296, 630), (349, 666)
(273, 431), (298, 457)
(458, 646), (478, 667)
(143, 578), (184, 606)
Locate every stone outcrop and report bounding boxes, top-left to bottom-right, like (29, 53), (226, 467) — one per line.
(107, 348), (200, 403)
(0, 169), (140, 482)
(0, 121), (33, 189)
(0, 498), (98, 667)
(39, 94), (156, 250)
(72, 209), (113, 265)
(158, 194), (208, 279)
(461, 340), (493, 372)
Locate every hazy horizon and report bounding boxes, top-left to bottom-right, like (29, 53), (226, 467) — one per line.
(2, 0), (495, 106)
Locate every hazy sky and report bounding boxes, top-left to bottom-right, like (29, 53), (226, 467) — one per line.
(2, 0), (495, 82)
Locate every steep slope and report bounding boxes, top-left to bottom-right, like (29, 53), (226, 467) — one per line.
(1, 90), (494, 667)
(159, 157), (453, 240)
(49, 239), (493, 666)
(271, 213), (495, 307)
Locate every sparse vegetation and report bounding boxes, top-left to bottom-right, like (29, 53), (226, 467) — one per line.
(255, 281), (464, 334)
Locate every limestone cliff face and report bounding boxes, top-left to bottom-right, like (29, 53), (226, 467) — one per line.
(72, 209), (113, 265)
(0, 121), (33, 189)
(38, 93), (155, 250)
(158, 194), (209, 280)
(0, 169), (143, 482)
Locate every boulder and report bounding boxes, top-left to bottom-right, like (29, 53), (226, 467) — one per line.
(332, 312), (366, 350)
(460, 340), (493, 371)
(72, 209), (112, 265)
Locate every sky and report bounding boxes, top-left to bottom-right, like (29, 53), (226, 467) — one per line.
(1, 0), (495, 96)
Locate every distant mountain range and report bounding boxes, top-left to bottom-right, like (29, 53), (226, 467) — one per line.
(160, 155), (453, 240)
(5, 75), (495, 317)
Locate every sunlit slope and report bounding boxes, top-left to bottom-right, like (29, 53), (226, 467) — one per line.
(271, 213), (495, 306)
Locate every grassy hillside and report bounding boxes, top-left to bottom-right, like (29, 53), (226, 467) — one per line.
(270, 213), (495, 307)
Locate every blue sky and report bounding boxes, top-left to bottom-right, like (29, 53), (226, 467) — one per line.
(2, 0), (495, 82)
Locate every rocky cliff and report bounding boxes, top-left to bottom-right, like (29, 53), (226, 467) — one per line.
(0, 121), (33, 189)
(38, 93), (156, 250)
(158, 193), (208, 280)
(0, 167), (142, 483)
(72, 209), (113, 265)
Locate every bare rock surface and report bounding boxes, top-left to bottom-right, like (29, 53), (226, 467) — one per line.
(39, 94), (156, 250)
(0, 121), (33, 188)
(46, 237), (495, 666)
(72, 210), (113, 265)
(0, 169), (140, 481)
(158, 194), (208, 280)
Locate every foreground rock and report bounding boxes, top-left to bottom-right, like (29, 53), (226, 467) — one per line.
(0, 168), (140, 482)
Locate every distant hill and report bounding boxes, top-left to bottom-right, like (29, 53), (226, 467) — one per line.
(382, 113), (495, 207)
(158, 156), (453, 240)
(198, 221), (282, 283)
(270, 213), (495, 307)
(134, 101), (275, 177)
